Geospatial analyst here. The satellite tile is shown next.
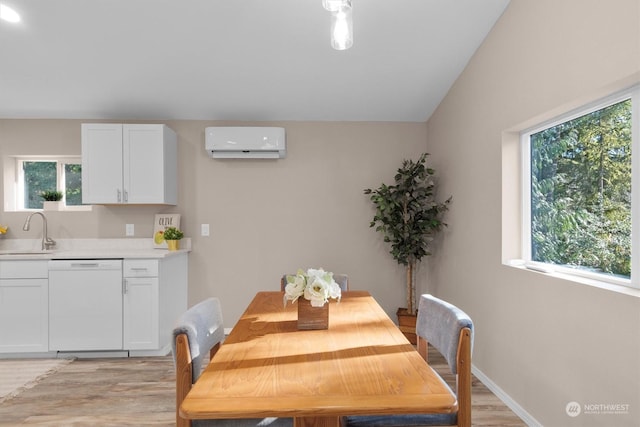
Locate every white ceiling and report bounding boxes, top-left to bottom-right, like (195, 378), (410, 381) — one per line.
(0, 0), (509, 122)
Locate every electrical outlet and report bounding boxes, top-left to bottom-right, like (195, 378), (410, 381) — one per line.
(201, 224), (210, 237)
(126, 224), (134, 236)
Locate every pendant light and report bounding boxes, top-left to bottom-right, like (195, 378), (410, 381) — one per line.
(322, 0), (347, 12)
(323, 0), (353, 51)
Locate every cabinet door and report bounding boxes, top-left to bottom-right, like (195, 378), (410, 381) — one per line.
(123, 277), (159, 350)
(81, 123), (124, 204)
(0, 279), (48, 352)
(123, 124), (170, 204)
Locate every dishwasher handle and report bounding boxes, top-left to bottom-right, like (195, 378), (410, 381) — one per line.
(71, 262), (100, 268)
(48, 259), (123, 271)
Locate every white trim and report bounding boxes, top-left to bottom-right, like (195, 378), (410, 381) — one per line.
(504, 261), (640, 298)
(631, 85), (640, 288)
(472, 364), (543, 427)
(520, 87), (636, 136)
(521, 134), (532, 260)
(520, 85), (639, 289)
(9, 155), (89, 211)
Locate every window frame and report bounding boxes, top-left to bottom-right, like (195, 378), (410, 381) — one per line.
(13, 156), (89, 212)
(520, 85), (640, 289)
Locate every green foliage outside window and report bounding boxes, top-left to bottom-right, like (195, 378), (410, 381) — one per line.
(22, 160), (83, 208)
(65, 164), (83, 206)
(530, 99), (632, 277)
(24, 161), (56, 209)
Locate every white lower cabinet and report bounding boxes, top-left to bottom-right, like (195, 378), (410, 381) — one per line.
(0, 253), (187, 357)
(123, 260), (159, 351)
(122, 255), (188, 355)
(0, 261), (49, 353)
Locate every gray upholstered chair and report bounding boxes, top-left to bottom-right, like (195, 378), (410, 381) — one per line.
(345, 294), (474, 427)
(172, 297), (293, 427)
(280, 273), (349, 291)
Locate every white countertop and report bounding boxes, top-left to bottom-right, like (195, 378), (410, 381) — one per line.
(0, 238), (191, 260)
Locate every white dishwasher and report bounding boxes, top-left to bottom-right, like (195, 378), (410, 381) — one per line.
(48, 259), (123, 351)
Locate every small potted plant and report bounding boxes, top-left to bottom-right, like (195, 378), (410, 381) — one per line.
(163, 226), (184, 251)
(40, 190), (64, 211)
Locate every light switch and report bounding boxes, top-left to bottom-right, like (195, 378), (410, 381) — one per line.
(126, 224), (134, 236)
(201, 224), (210, 237)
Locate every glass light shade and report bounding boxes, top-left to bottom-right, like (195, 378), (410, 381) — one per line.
(330, 7), (353, 50)
(322, 0), (349, 12)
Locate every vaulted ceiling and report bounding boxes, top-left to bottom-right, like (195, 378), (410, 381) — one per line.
(0, 0), (510, 122)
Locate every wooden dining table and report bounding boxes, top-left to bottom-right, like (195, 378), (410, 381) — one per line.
(179, 291), (457, 427)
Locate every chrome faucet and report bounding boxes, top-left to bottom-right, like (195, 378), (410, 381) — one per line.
(23, 212), (56, 251)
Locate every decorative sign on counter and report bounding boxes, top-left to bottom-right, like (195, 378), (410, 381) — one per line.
(153, 214), (181, 249)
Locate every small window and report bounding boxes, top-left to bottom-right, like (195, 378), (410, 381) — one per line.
(15, 157), (84, 210)
(522, 87), (638, 287)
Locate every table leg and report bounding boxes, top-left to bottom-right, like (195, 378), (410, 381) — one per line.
(294, 416), (344, 427)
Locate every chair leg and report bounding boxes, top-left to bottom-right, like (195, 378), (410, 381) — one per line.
(417, 335), (429, 361)
(456, 328), (472, 427)
(175, 334), (193, 427)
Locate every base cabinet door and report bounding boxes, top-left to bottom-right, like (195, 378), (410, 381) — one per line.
(123, 276), (159, 350)
(0, 278), (48, 352)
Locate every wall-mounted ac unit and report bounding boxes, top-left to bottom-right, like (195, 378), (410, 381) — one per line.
(205, 127), (286, 159)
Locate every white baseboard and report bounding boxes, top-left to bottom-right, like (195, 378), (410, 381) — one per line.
(472, 365), (543, 427)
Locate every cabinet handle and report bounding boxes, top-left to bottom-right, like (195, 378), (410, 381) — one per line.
(117, 189), (122, 202)
(123, 279), (128, 294)
(130, 268), (148, 271)
(124, 190), (128, 203)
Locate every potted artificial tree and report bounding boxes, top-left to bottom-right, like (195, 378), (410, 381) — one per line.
(364, 153), (451, 343)
(163, 226), (184, 251)
(40, 190), (64, 211)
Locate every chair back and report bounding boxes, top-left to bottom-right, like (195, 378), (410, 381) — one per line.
(416, 294), (474, 427)
(172, 298), (293, 427)
(280, 273), (349, 291)
(172, 298), (226, 427)
(172, 297), (225, 383)
(416, 294), (473, 373)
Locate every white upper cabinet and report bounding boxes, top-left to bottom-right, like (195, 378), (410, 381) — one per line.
(81, 124), (178, 205)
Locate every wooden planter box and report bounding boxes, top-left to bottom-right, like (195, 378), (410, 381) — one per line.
(298, 298), (329, 330)
(396, 307), (417, 344)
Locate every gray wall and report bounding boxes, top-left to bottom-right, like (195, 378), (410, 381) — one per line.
(425, 0), (640, 426)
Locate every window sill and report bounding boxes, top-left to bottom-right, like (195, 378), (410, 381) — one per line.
(13, 206), (93, 213)
(505, 259), (640, 298)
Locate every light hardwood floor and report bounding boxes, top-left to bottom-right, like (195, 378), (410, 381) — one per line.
(0, 350), (526, 426)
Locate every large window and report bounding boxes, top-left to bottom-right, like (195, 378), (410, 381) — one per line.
(522, 86), (639, 288)
(16, 157), (83, 210)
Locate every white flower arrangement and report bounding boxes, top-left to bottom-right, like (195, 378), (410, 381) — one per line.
(283, 268), (342, 307)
